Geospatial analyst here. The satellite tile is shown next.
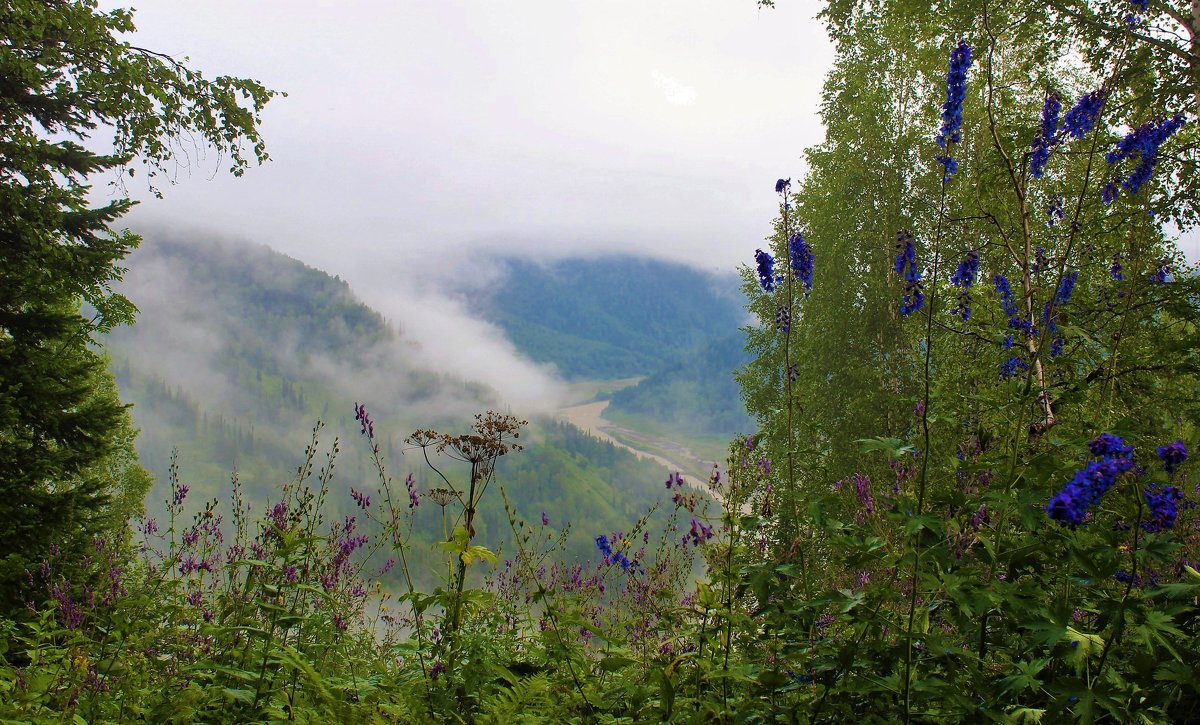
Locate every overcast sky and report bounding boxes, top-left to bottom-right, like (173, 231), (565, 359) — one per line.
(98, 1), (1197, 409)
(111, 1), (834, 283)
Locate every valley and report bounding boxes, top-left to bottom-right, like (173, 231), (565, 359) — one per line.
(104, 231), (749, 581)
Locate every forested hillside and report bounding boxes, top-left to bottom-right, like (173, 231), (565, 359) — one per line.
(481, 255), (756, 438)
(481, 256), (745, 379)
(103, 233), (682, 575)
(607, 332), (754, 437)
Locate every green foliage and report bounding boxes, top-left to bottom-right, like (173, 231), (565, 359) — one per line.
(484, 256), (744, 380)
(0, 0), (276, 615)
(609, 333), (754, 437)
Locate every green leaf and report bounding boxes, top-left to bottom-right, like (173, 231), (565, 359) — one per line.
(656, 668), (675, 720)
(856, 436), (916, 459)
(222, 687), (257, 704)
(597, 655), (637, 673)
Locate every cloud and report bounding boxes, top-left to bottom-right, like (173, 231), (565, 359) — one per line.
(112, 227), (570, 427)
(651, 69), (697, 106)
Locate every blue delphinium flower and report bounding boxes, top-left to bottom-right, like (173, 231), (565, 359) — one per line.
(994, 274), (1019, 318)
(595, 534), (612, 557)
(754, 249), (778, 292)
(1041, 309), (1062, 356)
(1090, 432), (1134, 459)
(894, 230), (924, 315)
(935, 154), (958, 181)
(612, 551), (638, 572)
(1000, 354), (1028, 379)
(1046, 434), (1136, 527)
(1110, 254), (1125, 281)
(1030, 93), (1062, 177)
(1156, 440), (1187, 474)
(1101, 181), (1119, 204)
(1105, 115), (1186, 197)
(949, 251), (979, 320)
(950, 251), (980, 288)
(994, 272), (1035, 338)
(1032, 246), (1048, 273)
(1142, 484), (1183, 533)
(1046, 195), (1065, 226)
(1149, 258), (1170, 284)
(1056, 271), (1078, 305)
(1062, 90), (1106, 139)
(937, 40), (973, 149)
(775, 305), (791, 332)
(776, 178), (791, 194)
(789, 233), (814, 294)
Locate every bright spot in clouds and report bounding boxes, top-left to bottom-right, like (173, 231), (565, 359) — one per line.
(651, 69), (697, 106)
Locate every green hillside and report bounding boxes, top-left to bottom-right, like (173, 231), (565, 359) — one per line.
(104, 233), (684, 585)
(606, 332), (754, 438)
(482, 256), (745, 379)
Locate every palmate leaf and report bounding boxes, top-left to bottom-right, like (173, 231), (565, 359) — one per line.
(998, 657), (1049, 697)
(1132, 610), (1184, 661)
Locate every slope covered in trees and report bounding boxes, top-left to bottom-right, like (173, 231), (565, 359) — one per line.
(104, 232), (680, 576)
(481, 256), (745, 380)
(607, 332), (754, 437)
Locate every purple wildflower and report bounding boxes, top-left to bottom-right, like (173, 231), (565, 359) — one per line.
(1142, 484), (1183, 533)
(1062, 90), (1106, 139)
(1030, 93), (1062, 177)
(994, 274), (1019, 317)
(775, 178), (791, 194)
(1046, 195), (1065, 226)
(1102, 181), (1119, 204)
(683, 518), (715, 547)
(970, 504), (988, 532)
(937, 41), (973, 150)
(1149, 258), (1170, 284)
(1000, 354), (1028, 379)
(754, 249), (778, 292)
(789, 233), (814, 293)
(894, 230), (924, 315)
(1056, 271), (1078, 305)
(405, 473), (419, 509)
(1106, 115), (1186, 197)
(935, 154), (958, 181)
(1110, 255), (1125, 281)
(1047, 433), (1136, 526)
(775, 305), (791, 332)
(950, 251), (979, 320)
(1156, 440), (1187, 474)
(852, 473), (875, 518)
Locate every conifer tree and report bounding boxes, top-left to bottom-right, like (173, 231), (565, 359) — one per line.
(0, 0), (277, 613)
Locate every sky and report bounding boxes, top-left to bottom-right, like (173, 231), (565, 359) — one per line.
(94, 1), (835, 408)
(97, 1), (1197, 411)
(110, 1), (834, 279)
